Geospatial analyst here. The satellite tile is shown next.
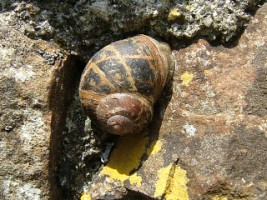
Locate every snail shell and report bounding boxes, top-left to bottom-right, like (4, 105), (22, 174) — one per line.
(79, 34), (174, 135)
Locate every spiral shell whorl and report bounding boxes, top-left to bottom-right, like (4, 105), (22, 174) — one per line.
(96, 93), (152, 135)
(79, 34), (173, 135)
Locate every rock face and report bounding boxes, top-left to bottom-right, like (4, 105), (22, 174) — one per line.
(81, 4), (267, 200)
(0, 0), (264, 61)
(0, 26), (80, 199)
(0, 1), (266, 200)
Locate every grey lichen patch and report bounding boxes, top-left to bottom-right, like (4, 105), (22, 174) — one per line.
(0, 46), (16, 66)
(2, 179), (42, 200)
(19, 108), (48, 151)
(0, 24), (70, 199)
(0, 0), (264, 61)
(4, 65), (35, 82)
(182, 123), (197, 137)
(168, 0), (254, 41)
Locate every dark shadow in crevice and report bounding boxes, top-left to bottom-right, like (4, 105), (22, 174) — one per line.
(55, 59), (120, 199)
(150, 78), (174, 139)
(48, 54), (85, 199)
(136, 77), (174, 172)
(120, 189), (155, 200)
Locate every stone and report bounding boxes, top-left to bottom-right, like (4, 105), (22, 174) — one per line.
(0, 26), (79, 199)
(0, 0), (263, 61)
(1, 1), (266, 200)
(81, 3), (267, 200)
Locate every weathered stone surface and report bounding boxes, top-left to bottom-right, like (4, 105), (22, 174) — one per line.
(81, 4), (267, 200)
(1, 1), (266, 200)
(0, 26), (79, 199)
(0, 0), (264, 61)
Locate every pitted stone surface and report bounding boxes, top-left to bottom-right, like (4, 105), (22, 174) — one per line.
(0, 26), (74, 199)
(81, 4), (267, 200)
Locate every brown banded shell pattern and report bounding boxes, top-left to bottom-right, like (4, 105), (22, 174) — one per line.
(79, 34), (172, 134)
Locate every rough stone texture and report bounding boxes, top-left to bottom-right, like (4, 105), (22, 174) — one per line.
(0, 26), (79, 199)
(0, 0), (264, 61)
(81, 3), (267, 200)
(0, 1), (266, 200)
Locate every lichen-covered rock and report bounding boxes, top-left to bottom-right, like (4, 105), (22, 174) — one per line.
(81, 3), (267, 200)
(0, 25), (79, 199)
(1, 1), (266, 200)
(0, 0), (264, 61)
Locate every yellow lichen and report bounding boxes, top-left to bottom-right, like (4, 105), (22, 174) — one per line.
(100, 133), (147, 184)
(129, 172), (142, 187)
(154, 165), (170, 197)
(154, 164), (189, 200)
(168, 7), (181, 21)
(212, 195), (228, 200)
(80, 193), (91, 200)
(181, 71), (194, 86)
(204, 69), (210, 75)
(147, 140), (163, 155)
(104, 184), (112, 191)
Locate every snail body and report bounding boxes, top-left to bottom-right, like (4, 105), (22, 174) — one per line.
(79, 34), (174, 135)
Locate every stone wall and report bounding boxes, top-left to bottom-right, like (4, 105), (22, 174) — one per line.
(0, 1), (266, 199)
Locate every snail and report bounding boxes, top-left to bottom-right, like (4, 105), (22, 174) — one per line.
(79, 34), (174, 135)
